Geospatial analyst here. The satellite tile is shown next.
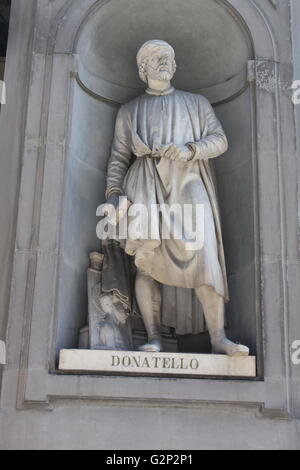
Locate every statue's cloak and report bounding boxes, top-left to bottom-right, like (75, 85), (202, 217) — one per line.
(106, 89), (229, 335)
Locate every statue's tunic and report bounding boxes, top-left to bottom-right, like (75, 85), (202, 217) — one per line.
(106, 89), (229, 313)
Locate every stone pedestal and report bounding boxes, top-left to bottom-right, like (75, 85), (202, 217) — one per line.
(59, 349), (256, 378)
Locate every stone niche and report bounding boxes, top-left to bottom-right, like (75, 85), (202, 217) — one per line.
(54, 0), (259, 362)
(4, 0), (294, 415)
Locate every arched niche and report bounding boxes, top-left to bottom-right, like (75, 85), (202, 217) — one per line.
(54, 0), (268, 360)
(74, 0), (252, 104)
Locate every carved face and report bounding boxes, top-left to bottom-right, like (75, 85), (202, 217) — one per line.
(146, 51), (175, 82)
(99, 294), (128, 326)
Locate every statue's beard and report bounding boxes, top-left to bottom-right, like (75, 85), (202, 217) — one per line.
(148, 69), (173, 82)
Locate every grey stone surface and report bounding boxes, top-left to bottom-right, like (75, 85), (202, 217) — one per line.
(0, 401), (299, 450)
(0, 0), (300, 450)
(0, 0), (36, 353)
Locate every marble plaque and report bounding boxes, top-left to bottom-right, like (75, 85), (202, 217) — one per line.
(59, 349), (256, 378)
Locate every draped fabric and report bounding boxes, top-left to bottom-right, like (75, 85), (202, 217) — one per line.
(106, 89), (229, 334)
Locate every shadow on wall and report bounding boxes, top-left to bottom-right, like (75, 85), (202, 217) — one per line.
(0, 0), (11, 58)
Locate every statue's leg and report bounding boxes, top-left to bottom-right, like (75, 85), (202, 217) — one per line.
(195, 286), (249, 357)
(135, 269), (163, 352)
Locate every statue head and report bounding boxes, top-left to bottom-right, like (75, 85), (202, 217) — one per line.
(137, 39), (177, 85)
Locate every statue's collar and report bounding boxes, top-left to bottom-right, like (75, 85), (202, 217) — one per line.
(146, 86), (175, 96)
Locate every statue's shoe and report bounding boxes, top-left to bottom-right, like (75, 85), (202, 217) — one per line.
(212, 338), (249, 357)
(138, 338), (162, 353)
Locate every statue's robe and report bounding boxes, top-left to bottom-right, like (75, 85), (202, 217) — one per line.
(106, 89), (229, 335)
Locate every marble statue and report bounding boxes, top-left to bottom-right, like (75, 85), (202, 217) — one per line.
(105, 40), (249, 356)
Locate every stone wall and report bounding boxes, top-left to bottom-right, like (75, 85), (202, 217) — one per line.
(0, 0), (299, 450)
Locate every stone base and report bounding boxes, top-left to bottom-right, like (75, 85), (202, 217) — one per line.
(59, 349), (256, 378)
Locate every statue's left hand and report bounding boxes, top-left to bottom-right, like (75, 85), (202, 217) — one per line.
(159, 144), (193, 162)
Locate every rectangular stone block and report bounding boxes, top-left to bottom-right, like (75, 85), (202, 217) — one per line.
(59, 349), (256, 378)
